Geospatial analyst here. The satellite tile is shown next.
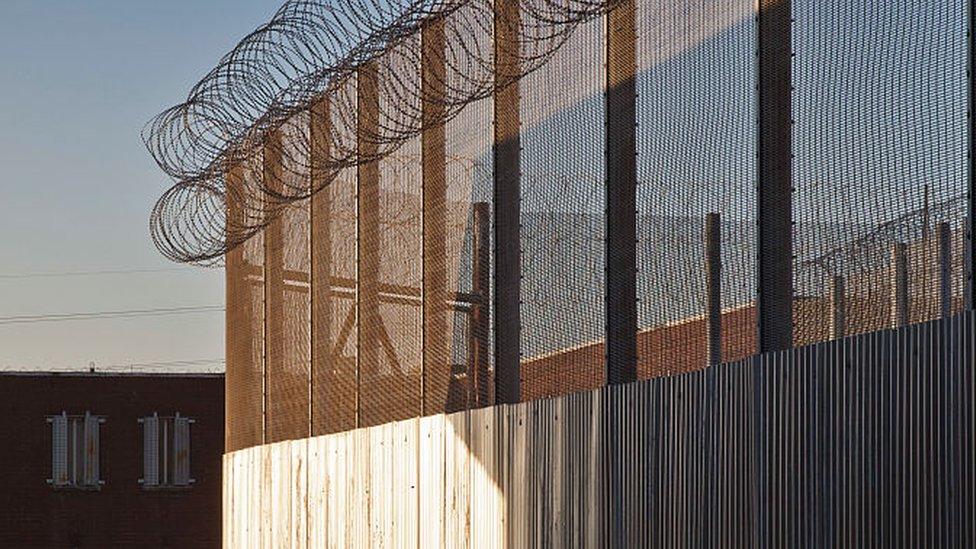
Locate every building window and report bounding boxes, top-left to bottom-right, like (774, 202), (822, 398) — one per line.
(140, 412), (194, 488)
(47, 411), (104, 489)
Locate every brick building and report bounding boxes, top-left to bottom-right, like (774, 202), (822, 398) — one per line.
(0, 371), (223, 548)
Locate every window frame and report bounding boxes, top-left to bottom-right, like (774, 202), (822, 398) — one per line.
(46, 411), (105, 490)
(139, 411), (195, 490)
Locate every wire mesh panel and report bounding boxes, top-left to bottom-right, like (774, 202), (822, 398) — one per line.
(263, 130), (288, 442)
(442, 1), (494, 410)
(793, 0), (968, 342)
(354, 40), (426, 427)
(444, 156), (492, 410)
(635, 1), (758, 378)
(310, 98), (331, 436)
(277, 114), (313, 442)
(261, 118), (313, 443)
(311, 77), (360, 435)
(229, 153), (268, 450)
(422, 19), (453, 417)
(226, 164), (266, 452)
(518, 12), (606, 400)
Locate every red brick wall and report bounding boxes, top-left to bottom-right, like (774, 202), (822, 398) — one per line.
(0, 373), (223, 548)
(521, 300), (833, 401)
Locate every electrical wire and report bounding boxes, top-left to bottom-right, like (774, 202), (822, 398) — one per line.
(0, 267), (215, 280)
(0, 305), (224, 326)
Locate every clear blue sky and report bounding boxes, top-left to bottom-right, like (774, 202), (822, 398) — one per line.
(0, 1), (280, 371)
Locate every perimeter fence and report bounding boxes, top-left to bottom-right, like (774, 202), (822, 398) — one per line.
(143, 0), (974, 451)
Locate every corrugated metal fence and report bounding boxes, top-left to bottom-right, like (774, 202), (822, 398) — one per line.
(223, 311), (975, 547)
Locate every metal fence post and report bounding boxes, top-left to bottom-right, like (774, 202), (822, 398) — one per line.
(606, 0), (638, 385)
(263, 129), (284, 443)
(757, 0), (794, 353)
(969, 0), (976, 310)
(966, 217), (973, 309)
(706, 213), (722, 365)
(225, 164), (251, 451)
(357, 62), (380, 427)
(830, 275), (845, 340)
(422, 19), (448, 415)
(891, 242), (909, 328)
(605, 2), (638, 545)
(471, 202), (491, 406)
(310, 97), (332, 436)
(493, 0), (522, 404)
(938, 222), (952, 319)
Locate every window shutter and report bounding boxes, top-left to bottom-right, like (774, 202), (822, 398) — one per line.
(82, 412), (100, 486)
(51, 412), (68, 485)
(143, 414), (159, 486)
(173, 414), (191, 486)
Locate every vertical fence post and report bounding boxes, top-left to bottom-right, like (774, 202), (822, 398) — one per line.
(706, 213), (722, 365)
(263, 129), (284, 443)
(493, 0), (521, 404)
(605, 1), (637, 545)
(757, 0), (794, 353)
(310, 98), (332, 435)
(357, 62), (380, 427)
(754, 5), (793, 540)
(225, 165), (249, 451)
(422, 19), (447, 415)
(471, 202), (491, 406)
(938, 222), (952, 319)
(605, 0), (638, 385)
(891, 242), (909, 328)
(969, 0), (975, 310)
(966, 217), (973, 309)
(830, 275), (845, 340)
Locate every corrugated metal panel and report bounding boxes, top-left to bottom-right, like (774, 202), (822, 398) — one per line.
(224, 310), (976, 546)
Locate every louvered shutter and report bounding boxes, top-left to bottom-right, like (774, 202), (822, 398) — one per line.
(143, 414), (159, 486)
(173, 414), (191, 486)
(82, 412), (100, 486)
(51, 412), (68, 485)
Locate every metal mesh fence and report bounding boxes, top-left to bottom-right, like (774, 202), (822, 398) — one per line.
(793, 0), (969, 343)
(160, 0), (975, 450)
(520, 15), (606, 399)
(225, 157), (267, 451)
(312, 81), (360, 435)
(635, 1), (758, 376)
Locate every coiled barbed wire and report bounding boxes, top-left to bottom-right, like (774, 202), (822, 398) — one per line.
(145, 0), (617, 264)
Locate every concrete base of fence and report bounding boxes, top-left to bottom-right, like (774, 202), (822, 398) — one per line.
(223, 312), (975, 547)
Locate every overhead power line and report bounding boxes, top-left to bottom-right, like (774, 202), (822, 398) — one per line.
(0, 305), (224, 326)
(0, 267), (220, 280)
(94, 358), (226, 370)
(114, 358), (225, 368)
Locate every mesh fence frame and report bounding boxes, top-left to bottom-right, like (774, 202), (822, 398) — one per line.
(217, 0), (976, 448)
